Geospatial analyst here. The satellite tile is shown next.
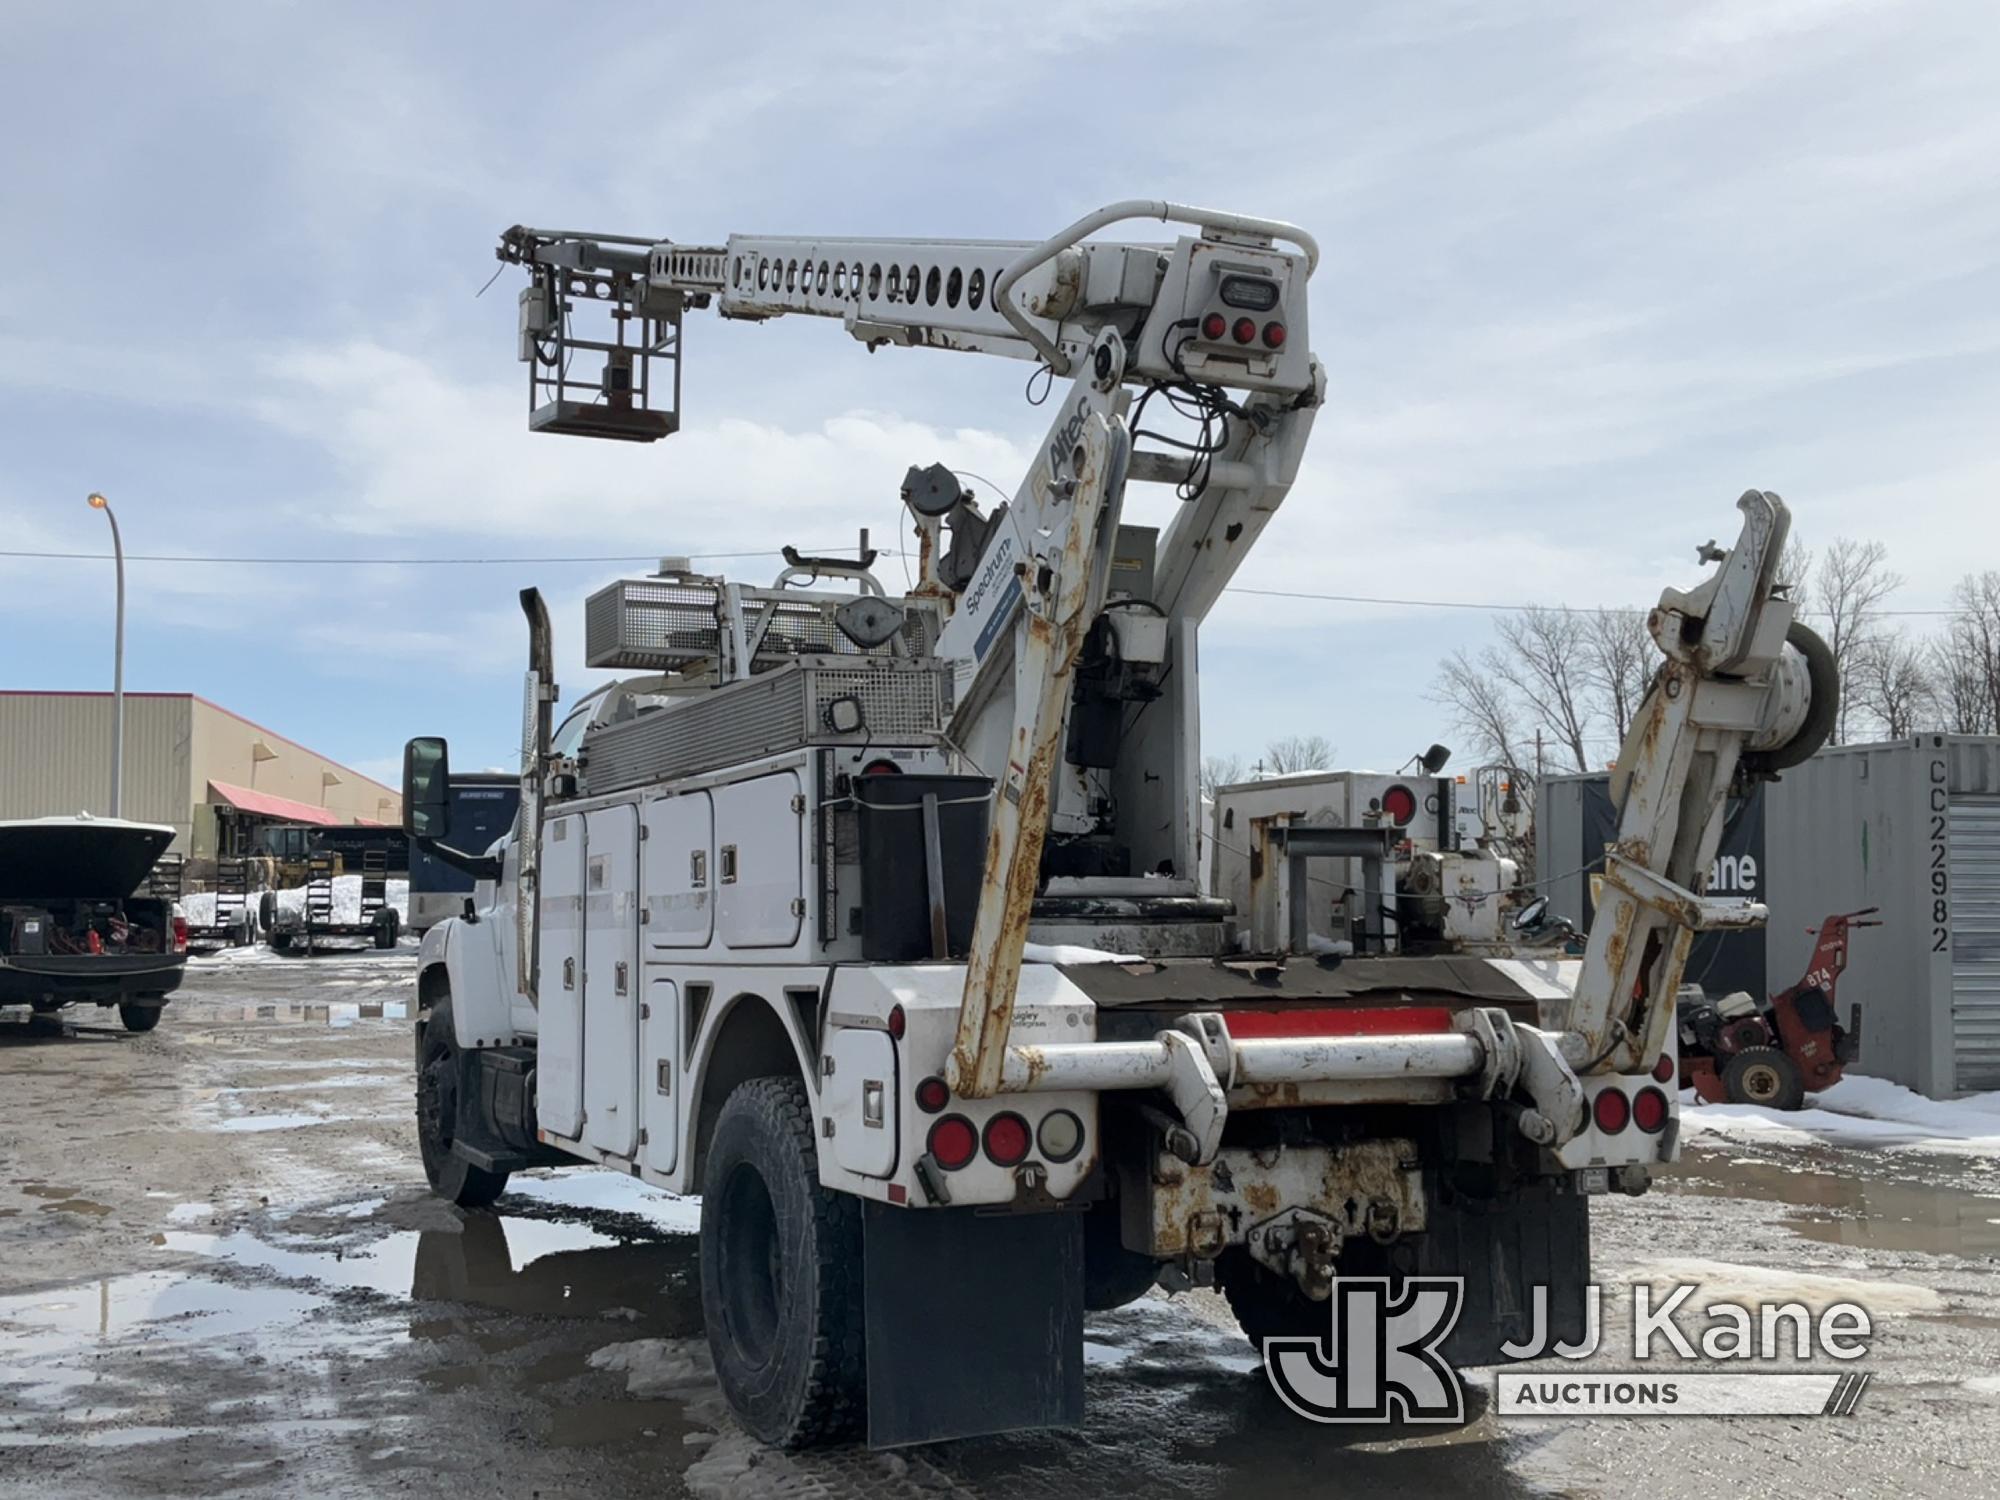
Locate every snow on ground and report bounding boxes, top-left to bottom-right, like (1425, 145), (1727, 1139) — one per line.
(181, 876), (410, 927)
(1679, 1074), (2000, 1157)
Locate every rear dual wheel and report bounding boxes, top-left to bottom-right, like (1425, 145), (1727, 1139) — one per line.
(118, 997), (165, 1033)
(700, 1077), (866, 1448)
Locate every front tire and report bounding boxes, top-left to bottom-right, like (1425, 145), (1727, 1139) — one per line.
(700, 1076), (865, 1448)
(416, 988), (510, 1208)
(118, 999), (164, 1033)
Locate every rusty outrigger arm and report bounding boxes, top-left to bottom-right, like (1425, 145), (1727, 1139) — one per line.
(948, 379), (1128, 1099)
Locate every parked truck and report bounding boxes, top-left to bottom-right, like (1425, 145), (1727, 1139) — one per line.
(400, 200), (1836, 1448)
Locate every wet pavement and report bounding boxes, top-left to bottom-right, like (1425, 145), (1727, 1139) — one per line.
(4, 954), (2000, 1497)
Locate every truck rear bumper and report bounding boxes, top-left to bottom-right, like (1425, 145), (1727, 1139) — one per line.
(0, 955), (186, 1003)
(992, 1007), (1588, 1162)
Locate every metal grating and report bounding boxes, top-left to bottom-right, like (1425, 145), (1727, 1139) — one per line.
(1951, 797), (2000, 1091)
(582, 657), (951, 795)
(587, 579), (724, 671)
(585, 578), (934, 672)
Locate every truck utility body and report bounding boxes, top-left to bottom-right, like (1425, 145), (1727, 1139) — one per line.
(405, 199), (1835, 1449)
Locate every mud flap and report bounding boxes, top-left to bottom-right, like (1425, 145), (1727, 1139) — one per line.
(1407, 1179), (1590, 1366)
(863, 1202), (1084, 1447)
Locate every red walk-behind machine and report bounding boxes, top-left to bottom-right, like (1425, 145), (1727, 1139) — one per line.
(1676, 908), (1879, 1110)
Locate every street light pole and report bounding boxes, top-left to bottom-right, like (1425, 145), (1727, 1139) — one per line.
(86, 492), (125, 818)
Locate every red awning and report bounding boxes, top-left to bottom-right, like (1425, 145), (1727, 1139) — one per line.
(206, 780), (347, 827)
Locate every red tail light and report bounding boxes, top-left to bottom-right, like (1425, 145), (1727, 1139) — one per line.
(1632, 1087), (1670, 1134)
(862, 758), (902, 776)
(1593, 1088), (1631, 1134)
(1652, 1054), (1676, 1084)
(88, 929), (103, 955)
(983, 1112), (1031, 1167)
(1201, 312), (1227, 340)
(927, 1115), (977, 1171)
(914, 1076), (950, 1114)
(1231, 317), (1256, 345)
(1381, 783), (1418, 827)
(1262, 321), (1286, 349)
(171, 917), (189, 954)
(887, 1004), (906, 1041)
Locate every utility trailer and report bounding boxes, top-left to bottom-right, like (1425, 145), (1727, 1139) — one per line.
(402, 199), (1837, 1449)
(262, 851), (401, 953)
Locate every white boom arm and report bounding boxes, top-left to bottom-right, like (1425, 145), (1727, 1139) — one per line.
(1562, 491), (1834, 1078)
(500, 202), (1325, 1096)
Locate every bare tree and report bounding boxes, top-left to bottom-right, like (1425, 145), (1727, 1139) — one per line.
(1813, 538), (1903, 744)
(1943, 571), (2000, 734)
(1929, 623), (1995, 734)
(1199, 753), (1245, 800)
(1490, 606), (1594, 773)
(1430, 648), (1528, 772)
(1263, 734), (1335, 775)
(1776, 531), (1814, 617)
(1578, 609), (1654, 750)
(1851, 629), (1935, 738)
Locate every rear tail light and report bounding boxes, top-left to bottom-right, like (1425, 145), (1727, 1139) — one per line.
(1262, 321), (1286, 349)
(915, 1076), (949, 1114)
(88, 929), (103, 955)
(927, 1115), (977, 1171)
(982, 1112), (1031, 1167)
(1652, 1054), (1677, 1084)
(1381, 783), (1418, 826)
(1592, 1088), (1631, 1135)
(861, 758), (903, 776)
(1632, 1087), (1670, 1134)
(887, 1004), (906, 1041)
(1201, 312), (1227, 340)
(1037, 1109), (1084, 1163)
(1231, 317), (1256, 345)
(171, 917), (188, 954)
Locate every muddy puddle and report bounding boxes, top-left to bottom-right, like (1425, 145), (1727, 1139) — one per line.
(1664, 1146), (2000, 1256)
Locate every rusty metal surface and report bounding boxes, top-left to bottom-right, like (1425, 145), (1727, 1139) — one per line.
(950, 387), (1128, 1098)
(1142, 1138), (1425, 1260)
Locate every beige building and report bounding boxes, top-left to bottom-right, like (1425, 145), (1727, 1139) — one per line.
(0, 692), (400, 860)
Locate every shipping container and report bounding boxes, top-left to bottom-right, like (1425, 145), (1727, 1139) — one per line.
(1538, 736), (2000, 1098)
(1766, 735), (2000, 1097)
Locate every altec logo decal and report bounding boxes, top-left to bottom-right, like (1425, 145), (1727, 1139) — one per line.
(1265, 1278), (1875, 1423)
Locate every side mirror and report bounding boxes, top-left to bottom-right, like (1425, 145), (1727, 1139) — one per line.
(1512, 894), (1550, 931)
(403, 737), (452, 841)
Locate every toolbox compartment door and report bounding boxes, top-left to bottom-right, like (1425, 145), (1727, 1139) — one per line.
(583, 804), (640, 1158)
(713, 771), (804, 949)
(536, 813), (588, 1140)
(643, 793), (714, 949)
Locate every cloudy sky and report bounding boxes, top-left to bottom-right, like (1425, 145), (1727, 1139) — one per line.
(4, 1), (1995, 784)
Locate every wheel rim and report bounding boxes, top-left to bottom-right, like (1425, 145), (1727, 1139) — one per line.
(718, 1162), (783, 1368)
(418, 1041), (455, 1161)
(1741, 1063), (1782, 1102)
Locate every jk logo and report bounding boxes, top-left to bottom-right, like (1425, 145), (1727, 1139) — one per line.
(1264, 1277), (1466, 1424)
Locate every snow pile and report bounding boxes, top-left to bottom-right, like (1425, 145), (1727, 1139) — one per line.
(1023, 941), (1141, 965)
(588, 1337), (713, 1398)
(1679, 1074), (2000, 1157)
(1621, 1258), (1945, 1315)
(180, 876), (409, 927)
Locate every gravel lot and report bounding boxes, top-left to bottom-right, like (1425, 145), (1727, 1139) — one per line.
(3, 952), (1997, 1498)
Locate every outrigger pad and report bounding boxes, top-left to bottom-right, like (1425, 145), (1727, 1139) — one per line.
(863, 1202), (1084, 1447)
